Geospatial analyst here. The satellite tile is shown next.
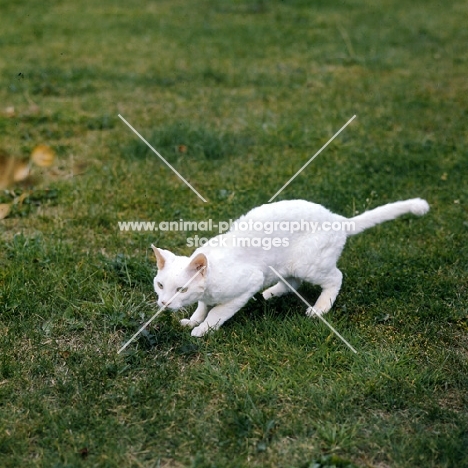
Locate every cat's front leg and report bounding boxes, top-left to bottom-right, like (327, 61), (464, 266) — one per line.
(191, 275), (263, 337)
(190, 269), (264, 337)
(191, 298), (242, 337)
(180, 301), (208, 329)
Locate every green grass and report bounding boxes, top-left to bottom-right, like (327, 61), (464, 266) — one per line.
(1, 0), (467, 466)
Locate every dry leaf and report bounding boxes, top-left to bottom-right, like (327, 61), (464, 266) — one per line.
(13, 160), (30, 182)
(4, 106), (15, 117)
(0, 151), (17, 189)
(0, 204), (12, 220)
(31, 144), (55, 167)
(0, 150), (32, 189)
(177, 145), (188, 153)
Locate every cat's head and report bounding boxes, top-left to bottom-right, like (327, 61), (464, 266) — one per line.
(151, 245), (207, 310)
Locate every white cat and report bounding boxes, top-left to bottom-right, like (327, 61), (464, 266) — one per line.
(152, 198), (429, 337)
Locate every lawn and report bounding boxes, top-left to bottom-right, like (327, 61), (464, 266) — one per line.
(0, 0), (467, 467)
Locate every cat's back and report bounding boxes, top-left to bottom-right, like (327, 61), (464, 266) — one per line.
(198, 199), (347, 282)
(233, 199), (342, 226)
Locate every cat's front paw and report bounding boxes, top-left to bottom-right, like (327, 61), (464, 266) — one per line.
(191, 324), (209, 338)
(180, 319), (199, 329)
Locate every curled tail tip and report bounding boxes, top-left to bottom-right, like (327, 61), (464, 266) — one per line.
(410, 198), (430, 216)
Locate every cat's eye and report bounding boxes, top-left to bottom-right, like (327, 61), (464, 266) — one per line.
(176, 287), (188, 293)
(157, 282), (163, 289)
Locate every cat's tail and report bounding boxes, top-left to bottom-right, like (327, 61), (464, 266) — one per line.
(347, 198), (429, 236)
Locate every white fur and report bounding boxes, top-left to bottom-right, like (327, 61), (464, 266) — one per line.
(152, 198), (429, 337)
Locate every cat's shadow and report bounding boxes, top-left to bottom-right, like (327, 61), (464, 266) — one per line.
(140, 285), (325, 352)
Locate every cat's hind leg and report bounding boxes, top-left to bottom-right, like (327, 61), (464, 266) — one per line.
(180, 301), (208, 329)
(262, 278), (301, 300)
(306, 268), (343, 317)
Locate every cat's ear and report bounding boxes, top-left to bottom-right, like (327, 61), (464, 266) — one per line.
(151, 245), (174, 270)
(188, 253), (207, 277)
